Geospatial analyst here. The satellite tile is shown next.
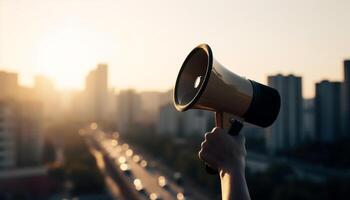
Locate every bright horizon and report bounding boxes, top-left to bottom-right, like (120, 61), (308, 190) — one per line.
(1, 0), (350, 97)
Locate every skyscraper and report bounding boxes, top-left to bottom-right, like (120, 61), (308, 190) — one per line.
(0, 71), (19, 168)
(315, 81), (342, 143)
(85, 64), (108, 122)
(342, 60), (350, 137)
(266, 74), (303, 154)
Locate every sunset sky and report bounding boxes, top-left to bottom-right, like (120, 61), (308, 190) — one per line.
(0, 0), (349, 97)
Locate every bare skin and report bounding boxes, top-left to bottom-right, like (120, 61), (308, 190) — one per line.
(198, 127), (251, 200)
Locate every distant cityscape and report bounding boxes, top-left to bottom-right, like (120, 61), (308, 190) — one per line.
(1, 60), (350, 165)
(0, 59), (349, 199)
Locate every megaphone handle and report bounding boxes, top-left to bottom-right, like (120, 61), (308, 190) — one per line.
(205, 112), (244, 174)
(215, 112), (244, 135)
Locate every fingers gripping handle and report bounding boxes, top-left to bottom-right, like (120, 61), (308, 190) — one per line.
(205, 112), (244, 175)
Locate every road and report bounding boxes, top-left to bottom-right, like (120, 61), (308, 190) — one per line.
(90, 147), (124, 200)
(84, 128), (207, 200)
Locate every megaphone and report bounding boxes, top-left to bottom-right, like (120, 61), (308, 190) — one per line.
(174, 43), (280, 128)
(173, 44), (281, 173)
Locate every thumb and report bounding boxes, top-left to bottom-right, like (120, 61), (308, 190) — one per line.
(211, 127), (224, 134)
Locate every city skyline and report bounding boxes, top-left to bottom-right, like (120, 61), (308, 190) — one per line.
(0, 61), (347, 98)
(1, 0), (350, 98)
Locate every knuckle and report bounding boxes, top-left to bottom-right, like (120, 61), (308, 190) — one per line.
(200, 141), (205, 148)
(201, 142), (210, 151)
(212, 127), (222, 133)
(204, 132), (211, 140)
(199, 150), (209, 161)
(198, 150), (203, 159)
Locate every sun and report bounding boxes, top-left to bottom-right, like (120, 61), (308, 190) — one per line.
(32, 24), (118, 89)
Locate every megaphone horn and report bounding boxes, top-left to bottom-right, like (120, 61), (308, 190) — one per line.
(173, 44), (280, 129)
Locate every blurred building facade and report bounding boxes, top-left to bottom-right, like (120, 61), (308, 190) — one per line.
(85, 64), (108, 122)
(0, 71), (44, 169)
(0, 101), (17, 168)
(302, 98), (315, 142)
(139, 91), (163, 125)
(266, 74), (303, 154)
(315, 81), (342, 143)
(157, 103), (181, 135)
(34, 75), (62, 124)
(0, 71), (19, 100)
(17, 101), (44, 166)
(157, 103), (213, 136)
(0, 72), (20, 169)
(0, 101), (43, 169)
(116, 89), (141, 133)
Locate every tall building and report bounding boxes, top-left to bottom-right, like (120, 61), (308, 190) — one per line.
(342, 60), (350, 137)
(315, 81), (342, 143)
(85, 64), (108, 122)
(116, 89), (141, 133)
(0, 70), (44, 168)
(0, 71), (19, 169)
(266, 74), (303, 154)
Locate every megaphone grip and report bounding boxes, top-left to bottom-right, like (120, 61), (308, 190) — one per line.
(228, 120), (243, 136)
(204, 119), (244, 175)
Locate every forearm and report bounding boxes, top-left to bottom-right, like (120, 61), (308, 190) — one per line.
(220, 168), (251, 200)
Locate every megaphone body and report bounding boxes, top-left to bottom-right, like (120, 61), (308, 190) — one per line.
(174, 44), (280, 130)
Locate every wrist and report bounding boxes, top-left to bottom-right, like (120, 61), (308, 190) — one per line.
(219, 164), (249, 200)
(219, 160), (246, 179)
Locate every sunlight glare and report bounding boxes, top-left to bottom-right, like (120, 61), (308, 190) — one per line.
(32, 24), (119, 89)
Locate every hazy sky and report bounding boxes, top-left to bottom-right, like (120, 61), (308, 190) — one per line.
(1, 0), (349, 97)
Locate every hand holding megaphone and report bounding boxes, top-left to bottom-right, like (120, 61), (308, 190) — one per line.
(173, 44), (281, 174)
(199, 126), (247, 175)
(201, 112), (243, 174)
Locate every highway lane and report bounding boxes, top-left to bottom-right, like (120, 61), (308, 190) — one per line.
(91, 148), (124, 200)
(86, 135), (141, 200)
(101, 136), (182, 200)
(83, 126), (213, 200)
(89, 130), (189, 200)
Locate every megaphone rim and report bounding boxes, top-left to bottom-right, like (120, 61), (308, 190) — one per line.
(173, 43), (213, 111)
